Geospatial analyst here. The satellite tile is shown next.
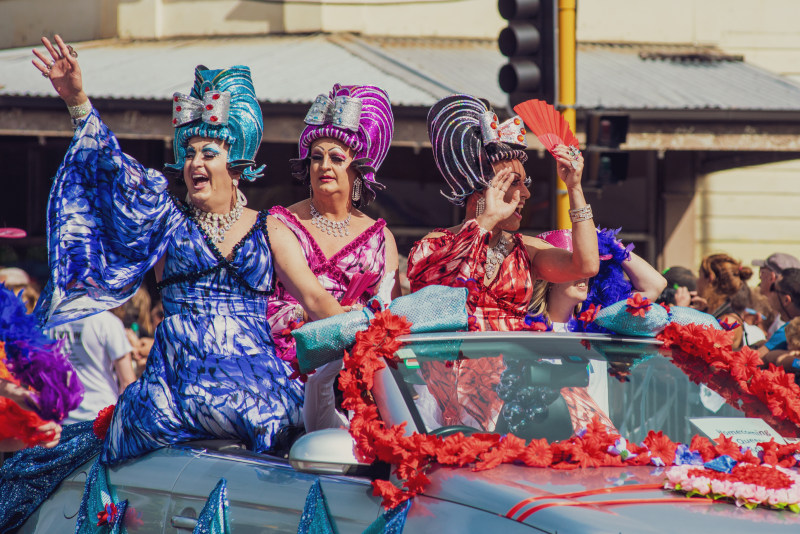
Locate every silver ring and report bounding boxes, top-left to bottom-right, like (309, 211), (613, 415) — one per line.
(41, 71), (50, 78)
(67, 45), (78, 58)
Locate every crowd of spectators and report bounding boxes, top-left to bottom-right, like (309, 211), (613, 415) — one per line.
(659, 250), (800, 378)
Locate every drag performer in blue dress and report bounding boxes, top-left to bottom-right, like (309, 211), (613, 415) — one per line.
(31, 35), (345, 464)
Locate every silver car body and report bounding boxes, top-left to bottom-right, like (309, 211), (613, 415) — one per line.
(18, 331), (800, 533)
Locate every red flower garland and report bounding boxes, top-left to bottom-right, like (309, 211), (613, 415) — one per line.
(342, 313), (800, 508)
(658, 323), (800, 436)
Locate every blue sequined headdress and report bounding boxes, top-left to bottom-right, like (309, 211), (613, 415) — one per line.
(164, 65), (265, 181)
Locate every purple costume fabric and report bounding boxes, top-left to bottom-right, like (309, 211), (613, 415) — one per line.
(267, 206), (388, 363)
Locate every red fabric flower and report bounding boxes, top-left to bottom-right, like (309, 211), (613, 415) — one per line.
(93, 405), (115, 441)
(96, 503), (120, 527)
(519, 438), (555, 467)
(625, 293), (651, 317)
(643, 430), (677, 465)
(719, 317), (740, 331)
(577, 304), (601, 324)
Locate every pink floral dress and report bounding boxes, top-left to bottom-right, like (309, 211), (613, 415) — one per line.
(267, 206), (388, 363)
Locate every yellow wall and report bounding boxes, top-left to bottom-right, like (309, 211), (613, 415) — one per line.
(697, 159), (800, 270)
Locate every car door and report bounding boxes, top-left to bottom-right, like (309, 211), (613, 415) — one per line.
(19, 448), (193, 534)
(167, 444), (382, 533)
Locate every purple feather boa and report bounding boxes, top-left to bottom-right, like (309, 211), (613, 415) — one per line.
(0, 284), (83, 421)
(576, 228), (634, 334)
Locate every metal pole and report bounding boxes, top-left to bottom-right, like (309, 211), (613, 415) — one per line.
(556, 0), (577, 230)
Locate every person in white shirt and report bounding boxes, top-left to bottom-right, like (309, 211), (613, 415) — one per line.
(49, 311), (136, 424)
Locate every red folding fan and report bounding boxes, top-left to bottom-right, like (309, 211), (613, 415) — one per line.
(513, 99), (579, 157)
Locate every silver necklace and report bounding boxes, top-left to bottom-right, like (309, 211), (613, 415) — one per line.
(310, 202), (351, 237)
(485, 233), (512, 280)
(192, 196), (244, 244)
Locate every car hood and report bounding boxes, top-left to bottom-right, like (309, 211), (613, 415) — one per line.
(422, 464), (800, 533)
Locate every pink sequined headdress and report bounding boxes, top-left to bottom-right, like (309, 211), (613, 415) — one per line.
(296, 84), (394, 204)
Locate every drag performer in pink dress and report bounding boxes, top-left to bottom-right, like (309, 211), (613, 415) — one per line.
(267, 84), (400, 431)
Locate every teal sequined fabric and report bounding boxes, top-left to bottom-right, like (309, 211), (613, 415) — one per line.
(193, 479), (231, 534)
(593, 299), (670, 337)
(668, 306), (722, 329)
(294, 286), (468, 373)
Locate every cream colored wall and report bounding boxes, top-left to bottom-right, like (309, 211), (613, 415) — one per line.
(577, 0), (800, 83)
(0, 0), (117, 48)
(696, 159), (800, 271)
(0, 0), (504, 48)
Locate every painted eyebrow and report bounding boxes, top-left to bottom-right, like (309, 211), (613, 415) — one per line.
(201, 143), (221, 153)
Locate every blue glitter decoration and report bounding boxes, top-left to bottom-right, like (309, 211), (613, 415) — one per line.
(193, 479), (231, 534)
(0, 421), (101, 533)
(296, 480), (335, 534)
(297, 480), (411, 534)
(75, 460), (129, 534)
(704, 454), (738, 473)
(363, 499), (411, 534)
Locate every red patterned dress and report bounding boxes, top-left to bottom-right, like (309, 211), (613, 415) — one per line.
(407, 219), (533, 331)
(406, 219), (612, 434)
(407, 219), (533, 430)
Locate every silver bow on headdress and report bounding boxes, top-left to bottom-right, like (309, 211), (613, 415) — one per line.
(479, 111), (528, 147)
(303, 94), (363, 132)
(172, 91), (232, 128)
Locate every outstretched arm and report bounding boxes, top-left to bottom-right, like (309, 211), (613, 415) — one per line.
(267, 215), (344, 321)
(32, 35), (88, 110)
(624, 252), (667, 301)
(528, 145), (599, 282)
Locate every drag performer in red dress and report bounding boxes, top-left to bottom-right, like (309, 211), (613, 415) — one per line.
(406, 94), (599, 431)
(408, 94), (598, 330)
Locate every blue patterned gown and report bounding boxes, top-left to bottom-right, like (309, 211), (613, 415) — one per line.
(35, 110), (303, 464)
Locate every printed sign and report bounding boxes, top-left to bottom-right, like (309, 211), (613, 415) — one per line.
(690, 417), (788, 450)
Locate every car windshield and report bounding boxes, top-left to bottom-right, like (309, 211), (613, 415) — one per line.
(384, 332), (779, 446)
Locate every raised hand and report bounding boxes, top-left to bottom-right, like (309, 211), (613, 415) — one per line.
(552, 144), (584, 189)
(476, 167), (521, 231)
(31, 35), (86, 106)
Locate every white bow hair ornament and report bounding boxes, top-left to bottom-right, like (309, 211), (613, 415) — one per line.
(303, 94), (363, 132)
(479, 111), (527, 147)
(172, 91), (231, 127)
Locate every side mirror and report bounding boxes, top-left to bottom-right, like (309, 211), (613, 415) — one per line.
(289, 428), (370, 475)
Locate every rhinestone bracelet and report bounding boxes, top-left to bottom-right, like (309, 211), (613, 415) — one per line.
(67, 99), (92, 119)
(569, 204), (593, 223)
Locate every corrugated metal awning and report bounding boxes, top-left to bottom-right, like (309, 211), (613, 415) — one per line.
(4, 35), (800, 111)
(3, 35), (800, 150)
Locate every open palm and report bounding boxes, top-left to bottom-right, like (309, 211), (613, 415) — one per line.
(31, 35), (84, 105)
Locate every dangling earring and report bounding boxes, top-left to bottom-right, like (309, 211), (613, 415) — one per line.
(185, 193), (192, 206)
(309, 183), (313, 198)
(352, 177), (362, 203)
(476, 196), (486, 217)
(237, 188), (248, 207)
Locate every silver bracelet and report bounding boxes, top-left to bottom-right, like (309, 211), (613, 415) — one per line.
(569, 204), (593, 223)
(67, 99), (92, 119)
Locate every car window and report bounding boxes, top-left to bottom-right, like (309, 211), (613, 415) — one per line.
(386, 333), (758, 446)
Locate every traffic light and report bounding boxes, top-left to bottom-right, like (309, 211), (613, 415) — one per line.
(497, 0), (557, 108)
(584, 112), (629, 187)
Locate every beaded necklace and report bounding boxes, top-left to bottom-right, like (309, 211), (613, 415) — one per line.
(191, 196), (244, 244)
(485, 233), (512, 280)
(310, 202), (351, 238)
